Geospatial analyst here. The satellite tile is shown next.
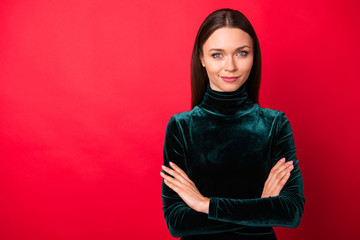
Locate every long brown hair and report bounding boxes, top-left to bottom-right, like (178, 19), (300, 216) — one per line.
(191, 8), (262, 108)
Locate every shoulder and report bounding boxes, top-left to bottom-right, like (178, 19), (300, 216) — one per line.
(167, 107), (202, 126)
(256, 106), (294, 141)
(255, 105), (289, 124)
(254, 105), (294, 138)
(164, 108), (200, 136)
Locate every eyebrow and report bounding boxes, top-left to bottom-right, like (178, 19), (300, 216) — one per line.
(208, 46), (251, 52)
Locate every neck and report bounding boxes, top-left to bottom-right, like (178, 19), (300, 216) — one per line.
(199, 84), (252, 116)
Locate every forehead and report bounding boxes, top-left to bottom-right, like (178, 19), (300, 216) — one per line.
(203, 27), (253, 50)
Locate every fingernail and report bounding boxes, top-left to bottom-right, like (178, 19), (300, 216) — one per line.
(286, 172), (290, 176)
(287, 161), (293, 165)
(161, 165), (166, 169)
(280, 158), (285, 163)
(169, 162), (174, 166)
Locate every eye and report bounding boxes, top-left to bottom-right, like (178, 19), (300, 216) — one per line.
(211, 53), (222, 58)
(237, 51), (248, 56)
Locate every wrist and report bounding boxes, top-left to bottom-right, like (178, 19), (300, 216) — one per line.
(199, 197), (210, 214)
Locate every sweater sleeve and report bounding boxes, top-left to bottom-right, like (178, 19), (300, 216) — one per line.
(161, 116), (247, 238)
(208, 113), (305, 228)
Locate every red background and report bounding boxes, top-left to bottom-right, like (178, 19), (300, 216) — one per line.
(1, 0), (359, 239)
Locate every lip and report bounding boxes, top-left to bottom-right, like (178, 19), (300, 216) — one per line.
(220, 76), (239, 82)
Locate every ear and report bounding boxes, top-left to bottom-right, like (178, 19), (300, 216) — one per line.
(200, 55), (205, 67)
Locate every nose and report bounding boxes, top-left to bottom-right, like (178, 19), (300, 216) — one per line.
(224, 56), (236, 71)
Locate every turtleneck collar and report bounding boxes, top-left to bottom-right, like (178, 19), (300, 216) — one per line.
(198, 84), (252, 116)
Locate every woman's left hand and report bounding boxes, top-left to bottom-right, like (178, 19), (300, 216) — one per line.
(160, 162), (210, 214)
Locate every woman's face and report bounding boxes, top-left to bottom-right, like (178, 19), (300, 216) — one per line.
(200, 27), (254, 92)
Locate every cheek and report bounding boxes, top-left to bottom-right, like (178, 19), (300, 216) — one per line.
(205, 62), (222, 76)
(239, 59), (254, 73)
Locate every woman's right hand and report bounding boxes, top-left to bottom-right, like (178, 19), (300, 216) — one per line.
(261, 158), (294, 198)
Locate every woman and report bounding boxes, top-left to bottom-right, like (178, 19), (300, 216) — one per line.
(160, 8), (304, 240)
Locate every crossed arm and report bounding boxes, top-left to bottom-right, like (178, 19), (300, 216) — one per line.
(160, 158), (294, 214)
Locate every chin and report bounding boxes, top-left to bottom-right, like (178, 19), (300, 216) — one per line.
(220, 83), (244, 92)
(210, 80), (246, 92)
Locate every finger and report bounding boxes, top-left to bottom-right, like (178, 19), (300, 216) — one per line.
(274, 163), (293, 185)
(161, 165), (192, 188)
(161, 165), (187, 183)
(161, 173), (181, 193)
(270, 160), (293, 180)
(160, 171), (186, 189)
(270, 158), (286, 174)
(274, 171), (291, 194)
(267, 158), (286, 182)
(267, 161), (293, 189)
(161, 171), (198, 200)
(169, 162), (193, 183)
(160, 171), (175, 182)
(273, 158), (286, 170)
(263, 168), (291, 198)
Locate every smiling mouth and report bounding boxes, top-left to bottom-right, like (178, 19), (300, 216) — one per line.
(220, 76), (239, 82)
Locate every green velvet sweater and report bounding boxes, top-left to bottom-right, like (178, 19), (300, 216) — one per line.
(161, 85), (305, 240)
